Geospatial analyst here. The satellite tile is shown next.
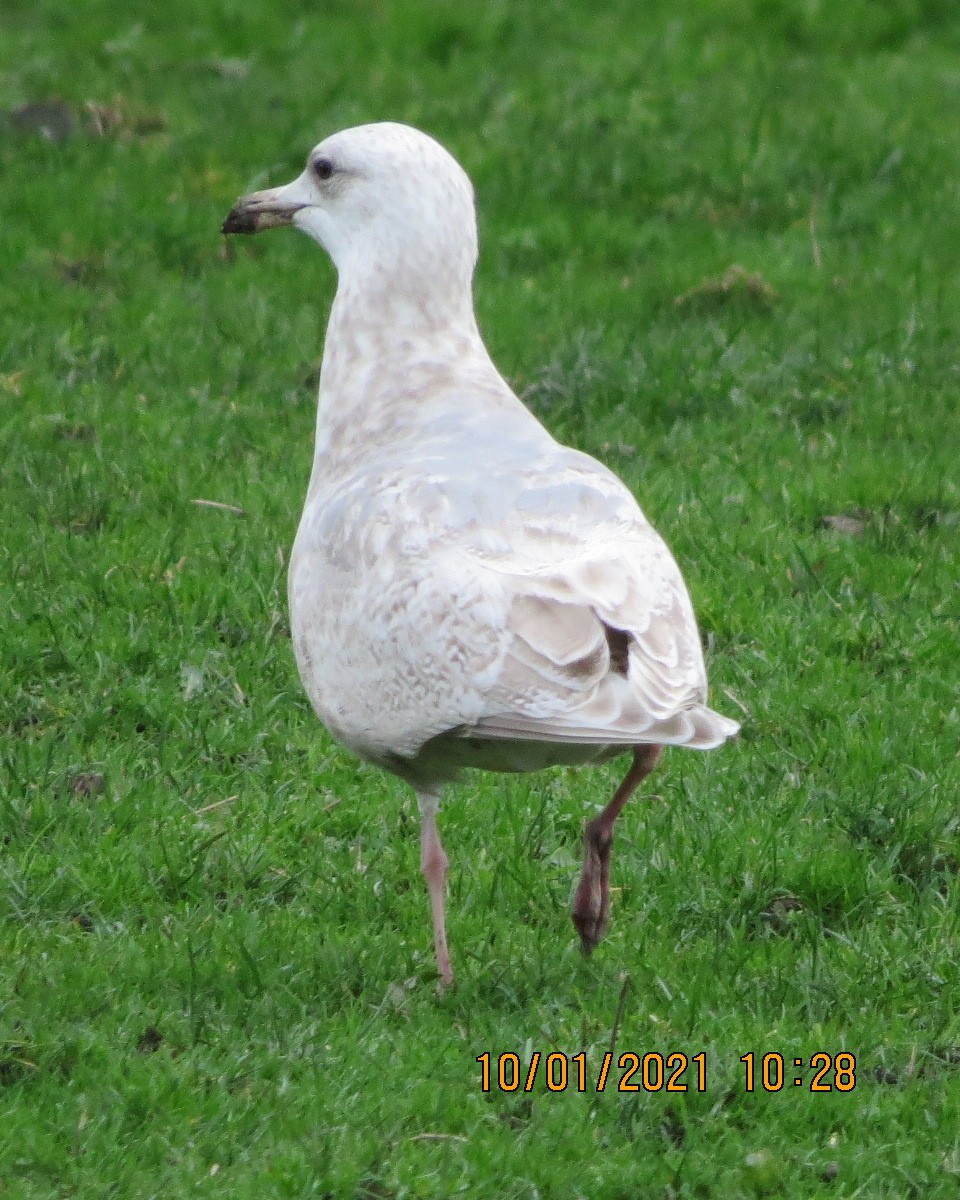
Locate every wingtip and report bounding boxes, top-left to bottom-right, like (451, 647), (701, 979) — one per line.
(687, 707), (742, 749)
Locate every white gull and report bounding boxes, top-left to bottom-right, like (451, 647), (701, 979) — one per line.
(223, 122), (739, 986)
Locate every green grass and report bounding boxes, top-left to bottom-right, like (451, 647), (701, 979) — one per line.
(2, 0), (960, 1195)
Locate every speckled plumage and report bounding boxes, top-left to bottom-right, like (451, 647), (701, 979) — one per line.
(224, 122), (739, 984)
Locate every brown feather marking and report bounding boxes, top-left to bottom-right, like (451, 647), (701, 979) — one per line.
(604, 624), (630, 676)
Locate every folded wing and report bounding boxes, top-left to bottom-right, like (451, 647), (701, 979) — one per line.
(454, 461), (739, 750)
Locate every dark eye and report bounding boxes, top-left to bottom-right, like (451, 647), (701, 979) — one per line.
(312, 158), (334, 182)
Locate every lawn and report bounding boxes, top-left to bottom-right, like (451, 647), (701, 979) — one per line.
(2, 0), (959, 1195)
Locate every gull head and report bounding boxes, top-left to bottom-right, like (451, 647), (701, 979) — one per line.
(223, 122), (478, 298)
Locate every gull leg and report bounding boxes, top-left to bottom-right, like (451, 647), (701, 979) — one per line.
(572, 744), (662, 955)
(417, 791), (453, 987)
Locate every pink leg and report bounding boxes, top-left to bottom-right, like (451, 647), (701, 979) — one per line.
(418, 792), (453, 987)
(571, 744), (662, 955)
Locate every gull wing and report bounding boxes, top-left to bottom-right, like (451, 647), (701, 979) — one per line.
(452, 456), (739, 750)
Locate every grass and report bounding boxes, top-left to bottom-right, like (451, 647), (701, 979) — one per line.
(1, 0), (959, 1195)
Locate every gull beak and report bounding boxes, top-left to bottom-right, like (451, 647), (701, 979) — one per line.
(222, 178), (311, 235)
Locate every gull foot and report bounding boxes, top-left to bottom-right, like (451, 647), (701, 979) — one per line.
(571, 819), (612, 954)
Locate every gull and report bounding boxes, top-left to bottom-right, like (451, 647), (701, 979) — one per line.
(223, 122), (739, 986)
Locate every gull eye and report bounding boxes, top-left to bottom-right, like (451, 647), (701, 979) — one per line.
(312, 157), (334, 182)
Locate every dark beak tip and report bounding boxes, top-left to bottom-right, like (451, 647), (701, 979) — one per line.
(222, 206), (256, 236)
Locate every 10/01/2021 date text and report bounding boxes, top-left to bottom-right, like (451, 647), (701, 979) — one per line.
(477, 1051), (707, 1094)
(477, 1052), (858, 1093)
